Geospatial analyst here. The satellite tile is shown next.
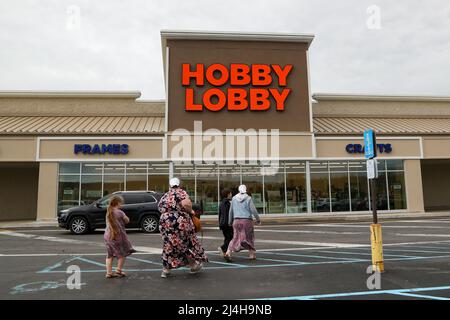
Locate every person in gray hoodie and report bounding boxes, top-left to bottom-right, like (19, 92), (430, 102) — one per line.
(224, 184), (261, 261)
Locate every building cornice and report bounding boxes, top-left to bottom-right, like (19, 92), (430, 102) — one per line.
(0, 91), (142, 99)
(313, 93), (450, 102)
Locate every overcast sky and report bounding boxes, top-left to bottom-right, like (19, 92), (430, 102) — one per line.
(1, 0), (449, 100)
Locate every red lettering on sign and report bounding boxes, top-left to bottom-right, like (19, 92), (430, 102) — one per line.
(203, 88), (226, 111)
(251, 64), (272, 86)
(185, 88), (202, 111)
(269, 88), (291, 111)
(182, 64), (204, 86)
(272, 64), (293, 86)
(182, 63), (294, 111)
(205, 63), (229, 86)
(230, 64), (251, 86)
(250, 89), (270, 111)
(228, 88), (248, 111)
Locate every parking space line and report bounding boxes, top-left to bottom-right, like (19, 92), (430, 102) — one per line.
(383, 248), (450, 255)
(207, 252), (302, 265)
(208, 260), (246, 267)
(314, 250), (420, 259)
(258, 251), (367, 262)
(127, 256), (161, 266)
(390, 292), (449, 300)
(75, 256), (105, 267)
(254, 229), (364, 235)
(256, 285), (450, 300)
(395, 233), (450, 238)
(304, 224), (450, 229)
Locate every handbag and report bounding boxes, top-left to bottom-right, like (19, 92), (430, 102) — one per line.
(191, 213), (202, 233)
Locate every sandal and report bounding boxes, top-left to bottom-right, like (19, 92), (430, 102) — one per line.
(116, 269), (127, 277)
(106, 273), (118, 279)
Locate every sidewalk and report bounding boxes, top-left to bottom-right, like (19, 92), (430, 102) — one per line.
(1, 211), (450, 229)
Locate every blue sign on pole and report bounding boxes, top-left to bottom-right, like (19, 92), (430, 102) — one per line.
(364, 129), (376, 159)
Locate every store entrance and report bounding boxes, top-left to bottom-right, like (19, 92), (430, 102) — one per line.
(0, 162), (39, 221)
(421, 159), (450, 211)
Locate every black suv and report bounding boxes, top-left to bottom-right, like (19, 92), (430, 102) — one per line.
(58, 191), (203, 235)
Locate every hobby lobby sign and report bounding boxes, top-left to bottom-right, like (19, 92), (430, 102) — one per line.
(182, 63), (293, 112)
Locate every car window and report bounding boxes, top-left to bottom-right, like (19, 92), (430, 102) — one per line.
(122, 194), (146, 204)
(97, 195), (111, 208)
(143, 194), (157, 203)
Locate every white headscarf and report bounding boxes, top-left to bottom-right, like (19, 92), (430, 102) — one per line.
(169, 177), (180, 188)
(238, 184), (247, 194)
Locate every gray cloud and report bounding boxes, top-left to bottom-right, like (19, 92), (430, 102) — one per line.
(0, 0), (449, 99)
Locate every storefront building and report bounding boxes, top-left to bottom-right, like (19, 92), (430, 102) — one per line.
(0, 30), (449, 221)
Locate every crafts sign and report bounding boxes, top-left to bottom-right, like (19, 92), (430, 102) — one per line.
(182, 63), (293, 112)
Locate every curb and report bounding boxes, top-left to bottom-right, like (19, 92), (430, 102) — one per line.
(1, 212), (450, 230)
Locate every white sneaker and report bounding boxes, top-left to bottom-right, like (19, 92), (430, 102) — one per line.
(218, 247), (224, 256)
(190, 262), (203, 274)
(161, 270), (171, 278)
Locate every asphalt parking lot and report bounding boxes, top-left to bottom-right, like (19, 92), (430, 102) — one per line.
(1, 217), (450, 300)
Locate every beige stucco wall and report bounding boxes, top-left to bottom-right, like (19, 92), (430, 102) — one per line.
(38, 138), (164, 161)
(422, 137), (450, 158)
(36, 162), (59, 220)
(404, 159), (424, 213)
(166, 133), (314, 161)
(315, 138), (421, 159)
(0, 137), (36, 161)
(0, 97), (164, 116)
(313, 99), (450, 118)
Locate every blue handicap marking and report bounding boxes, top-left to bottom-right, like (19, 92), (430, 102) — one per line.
(38, 255), (105, 273)
(10, 281), (65, 295)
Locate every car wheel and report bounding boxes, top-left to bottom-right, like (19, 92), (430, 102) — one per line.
(141, 215), (159, 233)
(69, 217), (89, 235)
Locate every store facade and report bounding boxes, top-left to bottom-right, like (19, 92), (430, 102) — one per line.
(1, 30), (450, 221)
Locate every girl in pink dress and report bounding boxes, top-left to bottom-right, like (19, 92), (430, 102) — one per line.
(104, 195), (136, 278)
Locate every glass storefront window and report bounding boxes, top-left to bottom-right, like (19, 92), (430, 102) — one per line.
(242, 165), (264, 214)
(148, 175), (169, 193)
(285, 161), (307, 213)
(197, 165), (218, 215)
(218, 165), (241, 196)
(126, 163), (147, 174)
(388, 171), (406, 209)
(148, 163), (169, 193)
(350, 171), (369, 211)
(58, 175), (80, 211)
(82, 163), (103, 174)
(81, 175), (102, 204)
(330, 171), (350, 212)
(104, 163), (125, 175)
(311, 162), (330, 212)
(370, 171), (388, 210)
(311, 172), (330, 212)
(59, 163), (80, 174)
(329, 161), (348, 172)
(377, 160), (386, 172)
(174, 163), (196, 199)
(103, 175), (125, 196)
(56, 160), (407, 215)
(387, 160), (404, 171)
(263, 165), (285, 214)
(286, 172), (307, 213)
(126, 175), (147, 191)
(349, 161), (366, 172)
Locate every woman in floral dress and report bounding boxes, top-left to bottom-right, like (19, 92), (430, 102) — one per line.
(158, 177), (208, 278)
